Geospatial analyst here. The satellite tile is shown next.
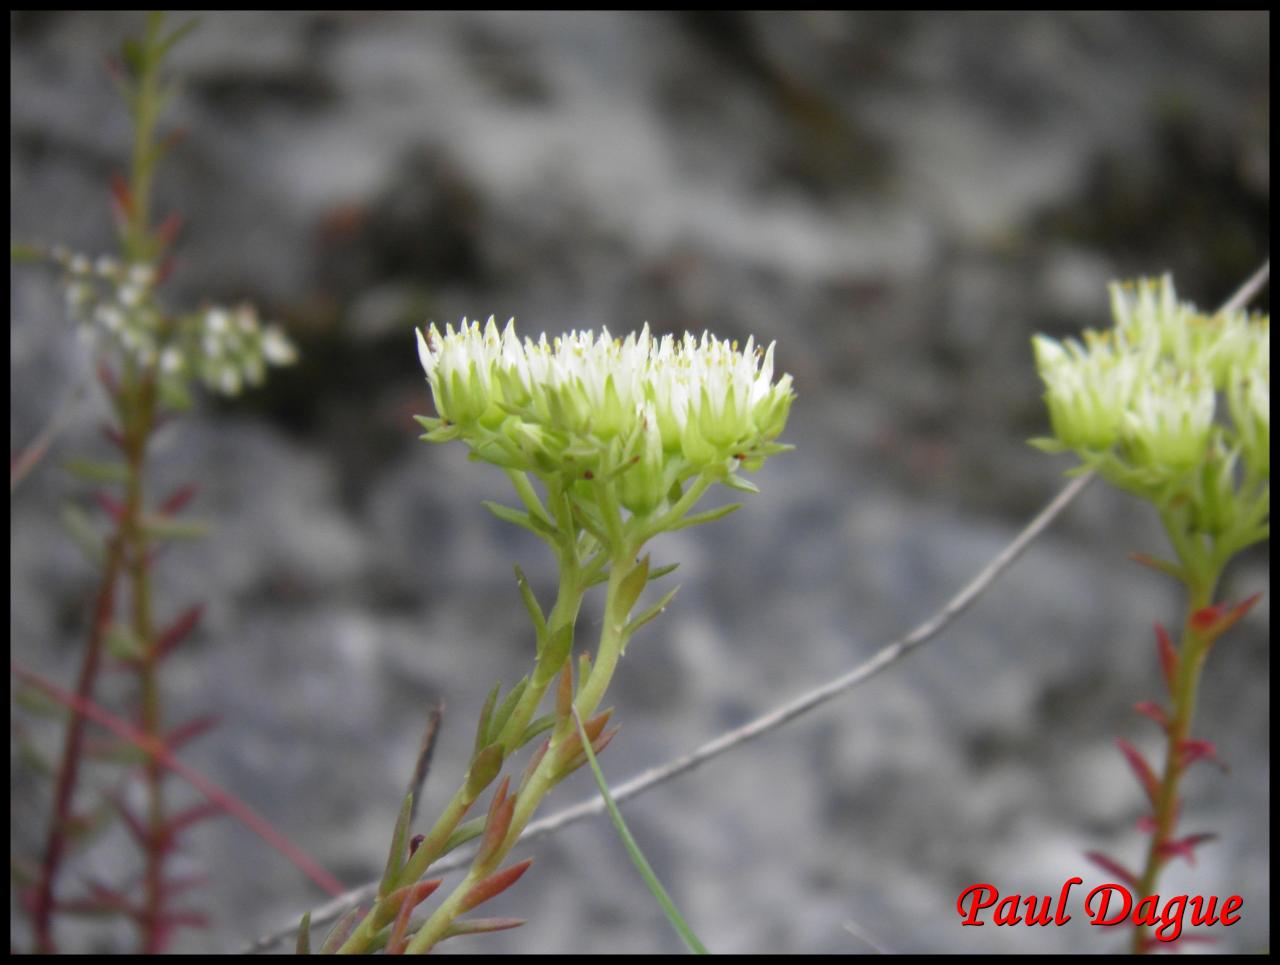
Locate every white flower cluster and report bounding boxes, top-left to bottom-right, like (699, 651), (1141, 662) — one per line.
(55, 247), (164, 363)
(415, 317), (794, 516)
(53, 246), (297, 399)
(184, 304), (298, 396)
(1033, 275), (1269, 540)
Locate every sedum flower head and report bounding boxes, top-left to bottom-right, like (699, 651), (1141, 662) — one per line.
(415, 317), (794, 522)
(1032, 275), (1269, 549)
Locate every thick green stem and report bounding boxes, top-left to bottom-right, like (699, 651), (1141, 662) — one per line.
(402, 548), (639, 954)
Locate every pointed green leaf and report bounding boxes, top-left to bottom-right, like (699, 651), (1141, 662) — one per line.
(104, 623), (146, 661)
(516, 714), (555, 749)
(63, 458), (130, 485)
(623, 585), (680, 644)
(721, 474), (760, 494)
(615, 554), (651, 616)
(60, 504), (106, 564)
(671, 503), (741, 531)
(14, 684), (71, 720)
(514, 565), (547, 649)
(464, 743), (505, 802)
(296, 911), (311, 955)
(482, 500), (553, 538)
(141, 515), (209, 540)
(474, 682), (501, 759)
(379, 792), (415, 898)
(442, 917), (526, 939)
(487, 677), (528, 745)
(441, 816), (487, 858)
(647, 562), (679, 582)
(533, 622), (574, 686)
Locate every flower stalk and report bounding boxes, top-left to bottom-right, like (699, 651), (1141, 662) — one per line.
(328, 319), (794, 952)
(1032, 274), (1268, 953)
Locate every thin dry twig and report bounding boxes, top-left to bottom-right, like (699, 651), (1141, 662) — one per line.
(244, 261), (1268, 953)
(407, 702), (444, 824)
(245, 471), (1091, 951)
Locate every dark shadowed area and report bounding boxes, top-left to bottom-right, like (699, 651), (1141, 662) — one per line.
(11, 11), (1269, 954)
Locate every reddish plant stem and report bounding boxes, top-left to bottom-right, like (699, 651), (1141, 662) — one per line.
(12, 662), (347, 899)
(1130, 577), (1215, 954)
(119, 369), (169, 951)
(30, 535), (124, 953)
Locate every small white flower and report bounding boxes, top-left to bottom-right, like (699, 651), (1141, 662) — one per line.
(160, 346), (185, 375)
(261, 325), (298, 365)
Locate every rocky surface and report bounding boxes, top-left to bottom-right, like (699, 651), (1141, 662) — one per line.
(11, 11), (1269, 954)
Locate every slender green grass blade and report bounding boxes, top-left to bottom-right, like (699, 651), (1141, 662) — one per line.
(572, 709), (709, 954)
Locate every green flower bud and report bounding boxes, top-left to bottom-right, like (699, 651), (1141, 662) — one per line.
(1032, 275), (1269, 541)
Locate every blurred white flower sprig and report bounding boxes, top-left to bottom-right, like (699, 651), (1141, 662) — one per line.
(51, 245), (297, 406)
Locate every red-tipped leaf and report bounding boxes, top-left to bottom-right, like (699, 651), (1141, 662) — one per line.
(1154, 623), (1178, 693)
(476, 778), (515, 867)
(1158, 832), (1218, 866)
(159, 482), (200, 516)
(1134, 701), (1168, 730)
(93, 491), (126, 523)
(372, 878), (442, 932)
(1084, 851), (1138, 888)
(1116, 738), (1160, 806)
(442, 917), (526, 939)
(154, 604), (204, 661)
(1177, 738), (1224, 771)
(459, 858), (534, 913)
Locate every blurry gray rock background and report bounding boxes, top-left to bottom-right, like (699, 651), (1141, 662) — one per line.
(10, 11), (1269, 954)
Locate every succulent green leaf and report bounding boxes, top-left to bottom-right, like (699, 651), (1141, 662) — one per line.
(623, 585), (681, 645)
(296, 911), (312, 955)
(615, 553), (651, 616)
(60, 504), (105, 565)
(482, 500), (554, 538)
(104, 623), (146, 661)
(514, 565), (547, 649)
(721, 474), (760, 494)
(464, 743), (505, 802)
(62, 458), (130, 485)
(141, 515), (209, 540)
(441, 816), (486, 858)
(379, 792), (415, 899)
(517, 713), (556, 749)
(474, 682), (501, 759)
(647, 562), (679, 582)
(487, 677), (528, 745)
(671, 503), (741, 530)
(533, 622), (574, 687)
